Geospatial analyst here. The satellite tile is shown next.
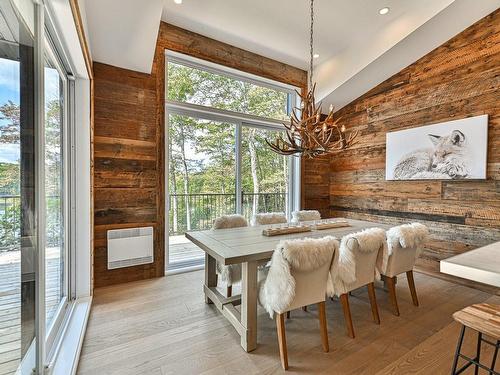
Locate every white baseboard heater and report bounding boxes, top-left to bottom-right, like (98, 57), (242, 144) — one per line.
(107, 226), (154, 269)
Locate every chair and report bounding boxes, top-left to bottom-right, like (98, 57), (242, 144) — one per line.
(327, 227), (386, 338)
(259, 236), (338, 370)
(291, 209), (321, 223)
(212, 214), (248, 297)
(379, 223), (428, 316)
(252, 212), (287, 226)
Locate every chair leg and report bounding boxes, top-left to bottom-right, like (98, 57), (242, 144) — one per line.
(276, 313), (288, 370)
(406, 270), (419, 307)
(227, 285), (232, 297)
(317, 302), (329, 352)
(340, 293), (355, 338)
(451, 325), (466, 374)
(367, 282), (380, 325)
(475, 332), (482, 375)
(386, 276), (400, 316)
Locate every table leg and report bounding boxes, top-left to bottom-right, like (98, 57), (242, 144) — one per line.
(240, 260), (258, 352)
(204, 253), (217, 304)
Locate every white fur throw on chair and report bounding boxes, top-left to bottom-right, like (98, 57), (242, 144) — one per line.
(252, 212), (288, 226)
(212, 214), (248, 230)
(258, 236), (338, 318)
(327, 227), (386, 297)
(291, 210), (321, 223)
(379, 223), (429, 273)
(212, 214), (248, 286)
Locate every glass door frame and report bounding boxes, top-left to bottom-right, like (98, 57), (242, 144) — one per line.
(165, 106), (301, 273)
(42, 30), (72, 361)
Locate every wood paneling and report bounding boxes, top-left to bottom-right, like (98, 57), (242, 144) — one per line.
(93, 61), (164, 288)
(93, 23), (307, 288)
(303, 9), (500, 281)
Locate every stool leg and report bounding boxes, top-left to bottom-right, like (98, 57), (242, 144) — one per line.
(491, 340), (499, 373)
(451, 326), (466, 375)
(474, 332), (482, 375)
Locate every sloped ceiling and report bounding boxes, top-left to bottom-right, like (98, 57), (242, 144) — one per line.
(81, 0), (499, 108)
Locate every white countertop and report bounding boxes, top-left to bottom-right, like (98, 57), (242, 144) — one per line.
(440, 241), (500, 287)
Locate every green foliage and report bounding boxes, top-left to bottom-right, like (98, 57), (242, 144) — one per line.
(0, 163), (19, 195)
(0, 198), (20, 251)
(167, 62), (291, 234)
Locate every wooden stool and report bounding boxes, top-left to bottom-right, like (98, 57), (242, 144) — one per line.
(451, 303), (500, 375)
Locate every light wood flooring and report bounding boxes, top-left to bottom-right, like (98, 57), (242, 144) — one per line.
(77, 270), (500, 375)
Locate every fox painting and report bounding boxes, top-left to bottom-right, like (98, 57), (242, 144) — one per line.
(393, 129), (470, 180)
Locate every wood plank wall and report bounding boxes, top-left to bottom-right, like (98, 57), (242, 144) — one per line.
(303, 10), (500, 281)
(92, 22), (306, 288)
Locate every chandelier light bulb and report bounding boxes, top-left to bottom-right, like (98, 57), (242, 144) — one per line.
(341, 124), (346, 132)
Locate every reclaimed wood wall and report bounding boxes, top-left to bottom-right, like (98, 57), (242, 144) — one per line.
(92, 22), (306, 288)
(303, 10), (500, 280)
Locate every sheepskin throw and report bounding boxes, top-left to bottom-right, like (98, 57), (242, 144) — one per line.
(380, 223), (429, 273)
(212, 214), (248, 230)
(252, 212), (288, 226)
(258, 236), (338, 318)
(327, 227), (386, 297)
(291, 210), (321, 223)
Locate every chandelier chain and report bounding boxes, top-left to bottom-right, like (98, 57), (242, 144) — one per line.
(309, 0), (314, 88)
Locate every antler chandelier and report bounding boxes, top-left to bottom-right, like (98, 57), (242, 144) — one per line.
(266, 0), (358, 158)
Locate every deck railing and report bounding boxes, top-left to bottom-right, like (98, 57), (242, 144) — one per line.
(0, 195), (61, 251)
(168, 192), (288, 235)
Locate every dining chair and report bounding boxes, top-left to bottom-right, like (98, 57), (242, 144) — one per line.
(327, 227), (386, 338)
(252, 212), (288, 226)
(379, 222), (428, 316)
(212, 214), (248, 297)
(291, 209), (321, 223)
(258, 236), (338, 370)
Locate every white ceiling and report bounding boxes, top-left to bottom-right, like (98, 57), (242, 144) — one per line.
(82, 0), (499, 109)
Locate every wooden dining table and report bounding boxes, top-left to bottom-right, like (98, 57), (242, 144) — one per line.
(185, 218), (391, 352)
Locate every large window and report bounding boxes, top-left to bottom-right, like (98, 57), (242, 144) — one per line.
(0, 1), (74, 373)
(166, 52), (299, 272)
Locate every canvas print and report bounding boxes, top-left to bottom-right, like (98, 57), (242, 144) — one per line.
(386, 115), (488, 180)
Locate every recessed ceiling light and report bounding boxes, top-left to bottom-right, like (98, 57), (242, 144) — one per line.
(313, 53), (320, 59)
(379, 7), (390, 15)
(174, 0), (182, 4)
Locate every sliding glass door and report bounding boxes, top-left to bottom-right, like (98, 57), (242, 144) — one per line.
(0, 1), (71, 373)
(167, 114), (236, 269)
(0, 0), (37, 372)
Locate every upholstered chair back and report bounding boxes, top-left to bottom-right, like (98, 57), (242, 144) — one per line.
(259, 236), (338, 317)
(212, 214), (248, 230)
(382, 223), (429, 278)
(328, 228), (386, 297)
(252, 212), (287, 226)
(291, 210), (321, 223)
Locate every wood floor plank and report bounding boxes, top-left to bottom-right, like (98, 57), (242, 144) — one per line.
(77, 271), (499, 375)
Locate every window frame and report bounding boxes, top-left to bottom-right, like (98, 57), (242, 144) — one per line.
(165, 50), (301, 273)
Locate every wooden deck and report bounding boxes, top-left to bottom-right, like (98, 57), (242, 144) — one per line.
(168, 235), (204, 268)
(0, 248), (61, 375)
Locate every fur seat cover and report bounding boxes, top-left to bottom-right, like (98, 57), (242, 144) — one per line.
(380, 222), (429, 273)
(212, 214), (248, 285)
(291, 210), (321, 223)
(327, 227), (386, 297)
(258, 236), (338, 318)
(252, 212), (288, 226)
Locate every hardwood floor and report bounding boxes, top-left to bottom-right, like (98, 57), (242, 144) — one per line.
(77, 271), (499, 375)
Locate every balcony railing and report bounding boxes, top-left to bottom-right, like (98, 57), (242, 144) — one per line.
(168, 192), (288, 235)
(0, 195), (62, 252)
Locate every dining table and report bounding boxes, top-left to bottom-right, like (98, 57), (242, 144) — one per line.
(185, 218), (392, 352)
